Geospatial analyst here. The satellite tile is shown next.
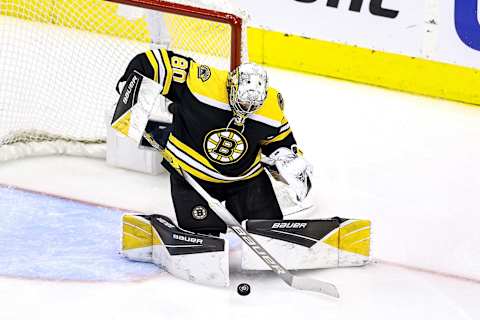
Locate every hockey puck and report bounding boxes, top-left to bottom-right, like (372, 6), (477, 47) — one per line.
(237, 283), (251, 296)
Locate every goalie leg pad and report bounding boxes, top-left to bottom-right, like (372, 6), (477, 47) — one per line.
(151, 215), (229, 287)
(122, 214), (155, 262)
(241, 218), (371, 270)
(122, 213), (229, 286)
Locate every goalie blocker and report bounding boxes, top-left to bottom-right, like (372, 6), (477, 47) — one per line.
(122, 214), (370, 286)
(111, 71), (173, 150)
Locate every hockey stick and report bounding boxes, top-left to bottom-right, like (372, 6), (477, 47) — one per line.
(141, 133), (339, 297)
(179, 168), (340, 298)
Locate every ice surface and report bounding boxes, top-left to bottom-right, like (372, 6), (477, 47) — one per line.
(0, 187), (160, 281)
(0, 35), (479, 320)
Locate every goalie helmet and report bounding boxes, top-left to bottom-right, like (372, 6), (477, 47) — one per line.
(227, 63), (268, 125)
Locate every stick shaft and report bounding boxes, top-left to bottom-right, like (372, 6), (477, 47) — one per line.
(180, 169), (339, 297)
(140, 136), (339, 298)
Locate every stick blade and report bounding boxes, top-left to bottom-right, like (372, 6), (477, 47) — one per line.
(291, 276), (340, 298)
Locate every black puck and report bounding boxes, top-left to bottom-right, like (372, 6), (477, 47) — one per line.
(237, 283), (251, 296)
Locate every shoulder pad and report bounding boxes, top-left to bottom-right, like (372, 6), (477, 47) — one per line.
(251, 88), (287, 127)
(187, 62), (230, 106)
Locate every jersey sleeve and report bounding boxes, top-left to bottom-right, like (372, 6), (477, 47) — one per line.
(116, 48), (194, 103)
(258, 90), (300, 156)
(260, 120), (299, 157)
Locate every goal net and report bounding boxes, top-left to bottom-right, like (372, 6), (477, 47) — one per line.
(0, 0), (248, 161)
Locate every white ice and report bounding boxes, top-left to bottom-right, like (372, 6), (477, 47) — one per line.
(0, 67), (479, 319)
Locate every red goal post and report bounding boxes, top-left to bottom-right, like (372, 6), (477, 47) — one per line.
(111, 0), (244, 70)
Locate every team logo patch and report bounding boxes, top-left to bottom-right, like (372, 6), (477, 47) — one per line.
(198, 65), (211, 82)
(277, 92), (285, 110)
(203, 128), (248, 165)
(192, 206), (208, 220)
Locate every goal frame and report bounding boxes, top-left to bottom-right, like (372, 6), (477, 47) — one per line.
(109, 0), (244, 70)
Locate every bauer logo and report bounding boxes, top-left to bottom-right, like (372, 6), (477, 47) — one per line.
(454, 0), (480, 51)
(294, 0), (399, 19)
(272, 222), (307, 229)
(123, 75), (138, 104)
(172, 234), (203, 244)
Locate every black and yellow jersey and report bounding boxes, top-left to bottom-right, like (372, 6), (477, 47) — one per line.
(117, 48), (297, 183)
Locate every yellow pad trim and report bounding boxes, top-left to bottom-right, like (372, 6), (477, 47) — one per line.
(323, 220), (371, 257)
(111, 111), (131, 137)
(122, 215), (154, 251)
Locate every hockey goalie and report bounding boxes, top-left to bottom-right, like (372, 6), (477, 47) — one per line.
(112, 48), (371, 287)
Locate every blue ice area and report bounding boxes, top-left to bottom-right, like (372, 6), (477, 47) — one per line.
(0, 187), (160, 281)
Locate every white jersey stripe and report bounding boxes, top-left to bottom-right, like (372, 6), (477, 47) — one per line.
(279, 123), (290, 133)
(191, 92), (231, 111)
(248, 113), (282, 128)
(153, 49), (166, 89)
(166, 141), (262, 182)
(190, 92), (282, 128)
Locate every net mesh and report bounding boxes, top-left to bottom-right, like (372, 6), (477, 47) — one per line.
(0, 0), (247, 159)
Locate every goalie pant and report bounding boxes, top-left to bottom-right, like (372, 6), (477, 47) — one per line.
(169, 169), (282, 236)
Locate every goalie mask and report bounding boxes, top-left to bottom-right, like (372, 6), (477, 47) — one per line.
(227, 63), (268, 125)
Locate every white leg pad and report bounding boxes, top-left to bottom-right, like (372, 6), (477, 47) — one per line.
(241, 218), (371, 270)
(122, 214), (229, 287)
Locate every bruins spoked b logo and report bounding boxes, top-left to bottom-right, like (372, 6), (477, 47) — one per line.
(197, 65), (211, 82)
(192, 206), (208, 220)
(204, 128), (248, 164)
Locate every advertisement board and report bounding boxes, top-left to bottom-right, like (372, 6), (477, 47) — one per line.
(233, 0), (480, 69)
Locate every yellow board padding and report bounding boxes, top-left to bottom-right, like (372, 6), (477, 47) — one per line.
(247, 27), (480, 106)
(1, 0), (151, 42)
(2, 0), (231, 59)
(323, 219), (371, 257)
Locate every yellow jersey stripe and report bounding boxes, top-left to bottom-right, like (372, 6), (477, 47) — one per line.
(160, 48), (173, 95)
(145, 50), (158, 83)
(240, 151), (262, 176)
(253, 88), (284, 123)
(186, 62), (230, 105)
(261, 128), (292, 146)
(166, 142), (264, 183)
(169, 135), (217, 170)
(167, 149), (263, 183)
